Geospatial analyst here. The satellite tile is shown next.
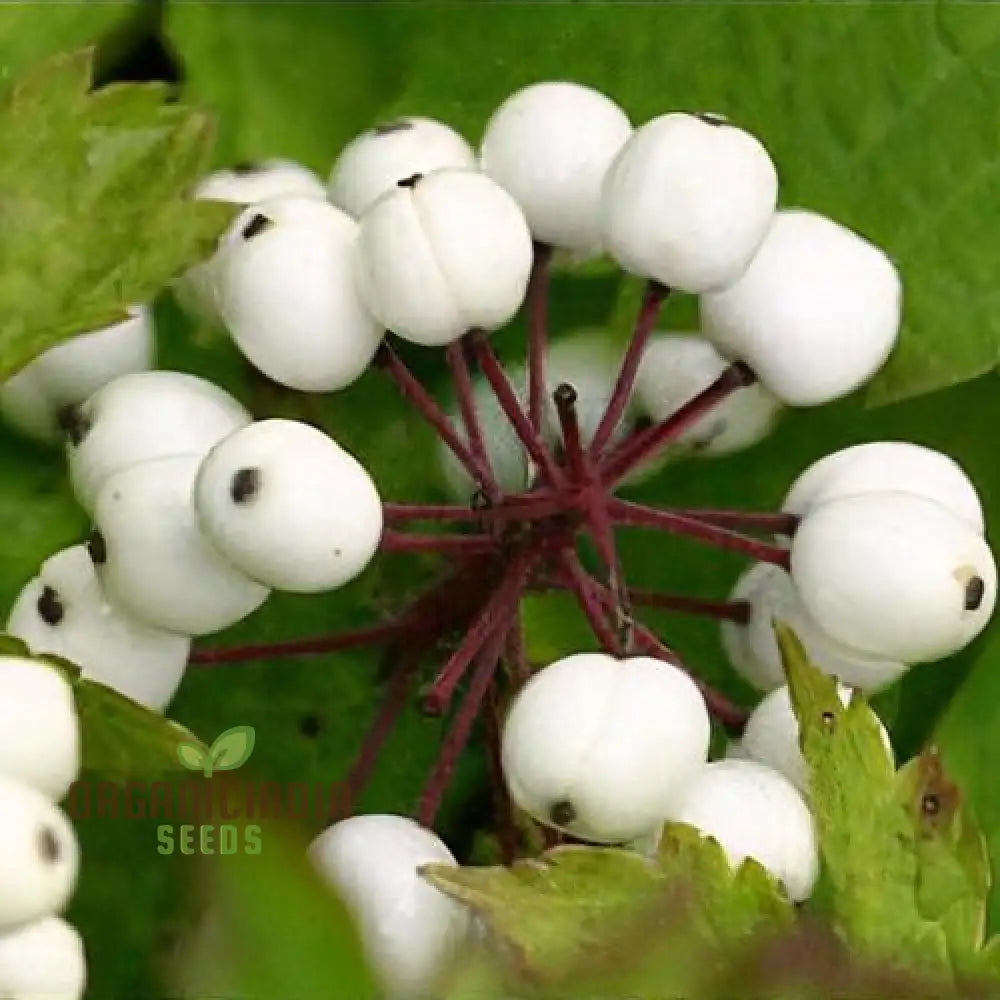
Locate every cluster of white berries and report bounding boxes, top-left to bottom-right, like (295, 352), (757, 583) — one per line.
(4, 369), (384, 713)
(0, 656), (85, 999)
(723, 441), (994, 691)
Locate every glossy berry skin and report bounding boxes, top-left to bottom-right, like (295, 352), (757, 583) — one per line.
(634, 332), (782, 458)
(0, 776), (80, 933)
(720, 562), (908, 693)
(0, 307), (154, 445)
(66, 370), (251, 515)
(791, 492), (997, 663)
(501, 652), (711, 844)
(92, 455), (270, 636)
(480, 81), (632, 254)
(309, 814), (470, 999)
(354, 168), (534, 347)
(215, 197), (382, 392)
(738, 683), (893, 794)
(6, 546), (190, 713)
(667, 759), (819, 902)
(600, 113), (778, 293)
(0, 917), (86, 1000)
(700, 210), (901, 406)
(194, 419), (384, 593)
(0, 657), (79, 802)
(329, 117), (476, 219)
(176, 159), (326, 327)
(783, 441), (984, 534)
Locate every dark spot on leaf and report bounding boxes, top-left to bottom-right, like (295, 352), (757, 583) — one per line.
(373, 120), (413, 136)
(57, 404), (91, 447)
(298, 714), (323, 738)
(87, 530), (107, 565)
(821, 711), (836, 728)
(231, 161), (263, 175)
(242, 213), (273, 240)
(37, 586), (64, 626)
(38, 825), (61, 863)
(921, 793), (940, 816)
(549, 800), (576, 826)
(397, 173), (422, 189)
(231, 468), (261, 504)
(964, 575), (985, 611)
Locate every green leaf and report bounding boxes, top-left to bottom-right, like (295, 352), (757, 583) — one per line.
(166, 3), (403, 171)
(0, 47), (236, 377)
(388, 3), (1000, 406)
(176, 741), (207, 773)
(424, 831), (792, 994)
(208, 724), (256, 773)
(74, 678), (207, 783)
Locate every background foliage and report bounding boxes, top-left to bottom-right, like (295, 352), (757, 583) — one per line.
(4, 2), (1000, 997)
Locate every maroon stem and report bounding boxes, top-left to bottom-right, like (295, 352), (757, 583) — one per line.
(376, 343), (493, 490)
(527, 243), (553, 434)
(446, 340), (500, 502)
(189, 620), (405, 665)
(553, 383), (587, 484)
(417, 617), (512, 828)
(340, 647), (423, 816)
(602, 362), (757, 486)
(627, 588), (751, 624)
(556, 549), (622, 655)
(470, 332), (565, 488)
(423, 551), (535, 713)
(671, 508), (800, 535)
(380, 530), (497, 557)
(610, 498), (791, 568)
(383, 503), (484, 524)
(502, 609), (532, 687)
(589, 281), (669, 458)
(484, 676), (520, 864)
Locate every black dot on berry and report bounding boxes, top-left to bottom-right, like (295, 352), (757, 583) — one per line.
(231, 160), (262, 175)
(298, 714), (323, 738)
(242, 213), (274, 240)
(553, 382), (578, 407)
(921, 793), (941, 817)
(231, 468), (261, 504)
(373, 120), (413, 136)
(38, 825), (61, 863)
(397, 173), (422, 189)
(36, 586), (64, 626)
(693, 111), (729, 127)
(964, 575), (985, 611)
(57, 404), (91, 447)
(87, 530), (107, 565)
(549, 800), (576, 826)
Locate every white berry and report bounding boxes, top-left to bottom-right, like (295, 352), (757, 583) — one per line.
(600, 113), (778, 293)
(309, 814), (470, 998)
(329, 118), (476, 219)
(215, 197), (382, 392)
(354, 168), (533, 347)
(92, 455), (270, 636)
(501, 652), (710, 844)
(0, 657), (79, 802)
(0, 917), (86, 1000)
(791, 492), (997, 663)
(0, 308), (154, 445)
(783, 442), (983, 534)
(720, 562), (908, 693)
(667, 759), (818, 902)
(6, 546), (189, 713)
(194, 419), (383, 593)
(0, 776), (79, 932)
(66, 371), (251, 515)
(700, 209), (901, 405)
(176, 159), (327, 327)
(634, 332), (782, 457)
(480, 82), (632, 254)
(740, 683), (893, 794)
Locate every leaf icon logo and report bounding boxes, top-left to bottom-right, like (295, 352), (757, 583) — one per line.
(177, 725), (256, 778)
